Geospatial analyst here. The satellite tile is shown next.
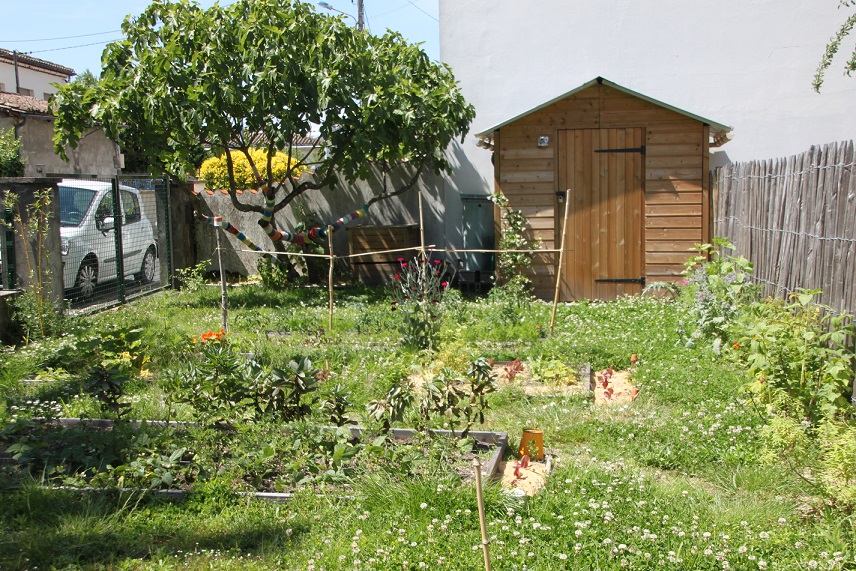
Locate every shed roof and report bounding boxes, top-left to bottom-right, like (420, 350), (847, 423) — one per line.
(475, 77), (733, 146)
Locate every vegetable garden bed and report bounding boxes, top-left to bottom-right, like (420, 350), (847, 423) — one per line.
(0, 417), (507, 494)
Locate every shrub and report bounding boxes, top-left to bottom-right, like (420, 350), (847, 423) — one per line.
(816, 419), (856, 509)
(173, 260), (209, 293)
(487, 274), (534, 324)
(165, 331), (323, 423)
(4, 188), (62, 342)
(490, 193), (541, 287)
(0, 127), (24, 177)
(257, 255), (292, 289)
(390, 256), (450, 351)
(737, 290), (855, 425)
(678, 238), (757, 352)
(198, 148), (309, 190)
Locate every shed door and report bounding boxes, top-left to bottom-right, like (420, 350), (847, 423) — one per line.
(558, 128), (644, 301)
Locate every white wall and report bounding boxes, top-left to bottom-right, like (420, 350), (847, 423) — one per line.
(440, 0), (856, 204)
(0, 62), (70, 99)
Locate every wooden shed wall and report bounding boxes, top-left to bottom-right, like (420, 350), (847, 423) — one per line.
(493, 83), (710, 299)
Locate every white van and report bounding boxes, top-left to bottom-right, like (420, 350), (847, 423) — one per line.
(59, 179), (157, 299)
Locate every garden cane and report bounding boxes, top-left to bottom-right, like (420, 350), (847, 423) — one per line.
(550, 190), (571, 334)
(473, 457), (492, 571)
(213, 216), (228, 332)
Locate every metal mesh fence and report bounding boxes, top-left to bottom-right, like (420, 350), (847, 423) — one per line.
(60, 175), (170, 312)
(1, 206), (14, 290)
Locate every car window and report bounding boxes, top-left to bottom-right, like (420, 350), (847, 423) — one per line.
(121, 190), (141, 224)
(58, 186), (97, 227)
(95, 193), (114, 221)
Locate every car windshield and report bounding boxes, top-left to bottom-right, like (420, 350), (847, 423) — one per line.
(59, 186), (98, 227)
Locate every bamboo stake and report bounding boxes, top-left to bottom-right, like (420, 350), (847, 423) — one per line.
(473, 458), (492, 571)
(236, 246), (564, 258)
(327, 225), (334, 331)
(214, 217), (228, 332)
(417, 188), (426, 260)
(550, 191), (572, 334)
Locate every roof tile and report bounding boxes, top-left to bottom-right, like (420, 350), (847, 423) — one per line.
(0, 91), (51, 115)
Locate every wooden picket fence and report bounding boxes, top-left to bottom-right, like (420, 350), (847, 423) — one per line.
(713, 140), (856, 316)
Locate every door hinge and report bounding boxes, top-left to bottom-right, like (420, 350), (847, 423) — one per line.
(594, 145), (646, 155)
(595, 276), (646, 286)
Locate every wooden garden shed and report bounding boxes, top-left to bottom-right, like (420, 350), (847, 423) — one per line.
(476, 77), (732, 301)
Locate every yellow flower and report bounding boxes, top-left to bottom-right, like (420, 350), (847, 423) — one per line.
(198, 148), (309, 190)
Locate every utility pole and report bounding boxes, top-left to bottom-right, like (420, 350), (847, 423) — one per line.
(357, 0), (364, 31)
(13, 50), (21, 94)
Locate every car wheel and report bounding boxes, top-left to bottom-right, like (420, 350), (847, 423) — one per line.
(136, 246), (157, 284)
(75, 260), (97, 300)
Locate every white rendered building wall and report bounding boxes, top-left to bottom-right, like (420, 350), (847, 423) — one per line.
(439, 0), (856, 201)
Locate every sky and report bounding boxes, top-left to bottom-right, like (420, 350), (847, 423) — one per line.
(0, 0), (440, 77)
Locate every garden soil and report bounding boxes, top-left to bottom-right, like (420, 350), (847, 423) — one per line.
(593, 369), (639, 405)
(498, 368), (639, 496)
(498, 459), (549, 496)
(492, 363), (586, 397)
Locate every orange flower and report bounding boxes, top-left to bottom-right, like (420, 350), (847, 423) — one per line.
(200, 329), (227, 342)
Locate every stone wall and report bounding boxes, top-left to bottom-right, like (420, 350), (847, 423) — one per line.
(0, 115), (116, 177)
(190, 167), (446, 277)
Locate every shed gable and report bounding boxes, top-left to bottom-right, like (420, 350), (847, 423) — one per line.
(491, 81), (712, 300)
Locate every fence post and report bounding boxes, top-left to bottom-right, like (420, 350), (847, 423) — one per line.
(3, 206), (15, 289)
(418, 188), (426, 259)
(111, 177), (126, 304)
(327, 225), (334, 331)
(162, 177), (174, 288)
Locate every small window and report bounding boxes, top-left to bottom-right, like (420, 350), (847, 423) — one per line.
(43, 92), (53, 101)
(0, 83), (5, 92)
(18, 88), (34, 97)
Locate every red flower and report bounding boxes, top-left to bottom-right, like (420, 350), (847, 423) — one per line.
(397, 257), (404, 262)
(733, 342), (740, 349)
(401, 262), (408, 268)
(433, 260), (441, 265)
(441, 281), (448, 288)
(394, 274), (401, 280)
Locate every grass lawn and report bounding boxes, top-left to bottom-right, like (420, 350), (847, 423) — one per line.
(0, 283), (853, 570)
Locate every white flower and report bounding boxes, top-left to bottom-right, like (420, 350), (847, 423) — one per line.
(420, 503), (428, 510)
(558, 553), (568, 560)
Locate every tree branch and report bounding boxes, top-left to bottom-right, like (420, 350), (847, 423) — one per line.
(366, 160), (426, 209)
(224, 145), (262, 213)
